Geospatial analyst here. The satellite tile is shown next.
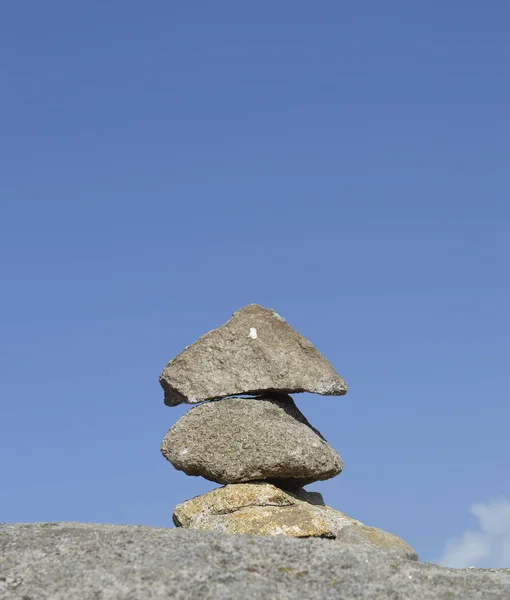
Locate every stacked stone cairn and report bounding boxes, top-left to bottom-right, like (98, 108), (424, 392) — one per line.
(159, 304), (417, 559)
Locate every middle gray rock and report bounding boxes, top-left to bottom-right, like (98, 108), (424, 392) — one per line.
(160, 394), (343, 487)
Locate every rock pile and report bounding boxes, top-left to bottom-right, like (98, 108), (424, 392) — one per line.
(160, 304), (417, 559)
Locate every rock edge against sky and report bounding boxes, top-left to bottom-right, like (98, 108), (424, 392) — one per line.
(1, 523), (509, 600)
(160, 304), (348, 406)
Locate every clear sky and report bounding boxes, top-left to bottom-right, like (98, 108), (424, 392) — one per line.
(1, 2), (509, 567)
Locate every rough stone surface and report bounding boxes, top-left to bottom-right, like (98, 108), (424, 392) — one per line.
(173, 483), (360, 539)
(2, 523), (510, 600)
(160, 304), (348, 406)
(181, 503), (335, 538)
(336, 524), (419, 560)
(161, 395), (343, 487)
(172, 483), (416, 559)
(337, 524), (418, 553)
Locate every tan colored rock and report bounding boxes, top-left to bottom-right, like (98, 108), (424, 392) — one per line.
(173, 483), (360, 538)
(336, 524), (418, 560)
(160, 304), (348, 406)
(207, 505), (334, 538)
(173, 483), (418, 559)
(173, 482), (295, 528)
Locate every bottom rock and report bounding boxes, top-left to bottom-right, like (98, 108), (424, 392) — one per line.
(5, 524), (510, 600)
(173, 483), (418, 559)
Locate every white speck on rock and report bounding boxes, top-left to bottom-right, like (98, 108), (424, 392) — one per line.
(248, 328), (258, 339)
(180, 448), (189, 455)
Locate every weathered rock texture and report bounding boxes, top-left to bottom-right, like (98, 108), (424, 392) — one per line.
(3, 523), (510, 600)
(160, 394), (343, 487)
(337, 524), (418, 556)
(160, 304), (348, 406)
(173, 482), (354, 538)
(172, 483), (417, 559)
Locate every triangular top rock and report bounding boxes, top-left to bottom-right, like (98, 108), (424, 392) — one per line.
(160, 304), (347, 406)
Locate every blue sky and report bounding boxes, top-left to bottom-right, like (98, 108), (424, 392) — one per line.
(1, 2), (509, 567)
